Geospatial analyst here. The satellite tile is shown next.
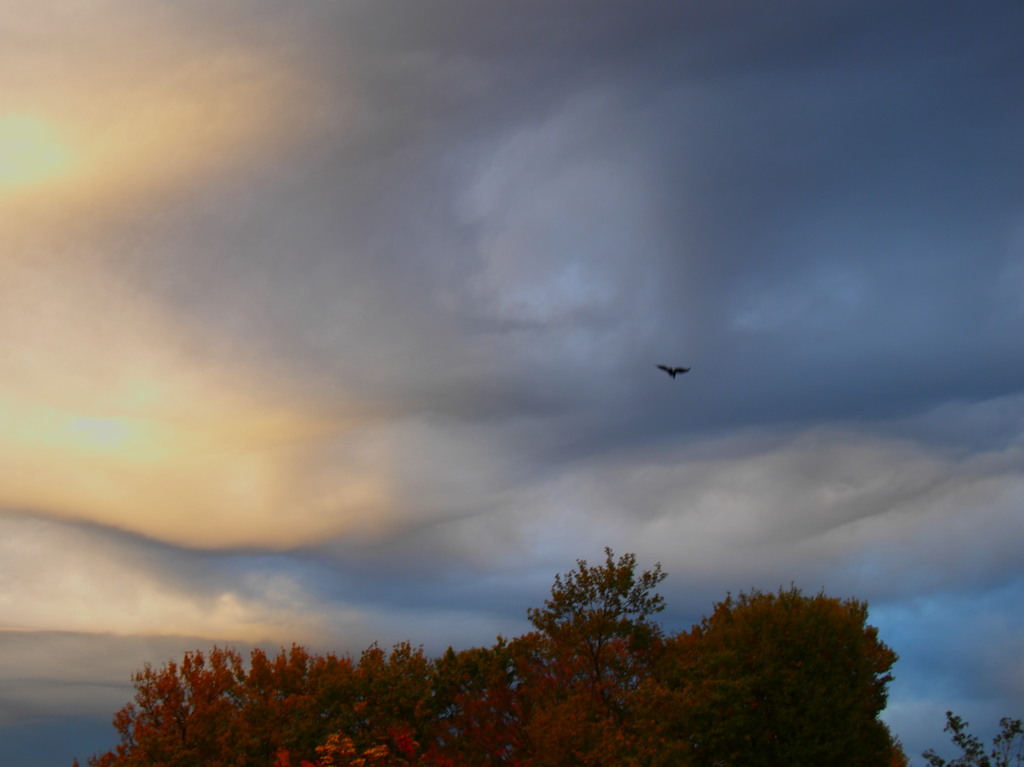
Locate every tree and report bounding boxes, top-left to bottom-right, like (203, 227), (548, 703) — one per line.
(523, 548), (667, 766)
(526, 547), (665, 692)
(654, 586), (903, 767)
(236, 645), (359, 763)
(88, 646), (247, 767)
(89, 645), (379, 767)
(432, 637), (536, 765)
(923, 711), (1024, 767)
(346, 642), (439, 751)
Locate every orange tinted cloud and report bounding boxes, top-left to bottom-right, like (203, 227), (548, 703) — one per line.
(1, 0), (343, 219)
(0, 261), (395, 549)
(0, 1), (369, 548)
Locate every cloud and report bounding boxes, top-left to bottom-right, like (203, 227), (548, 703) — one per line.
(269, 396), (1024, 647)
(0, 0), (343, 224)
(458, 92), (657, 327)
(394, 395), (1024, 606)
(0, 513), (327, 641)
(0, 258), (403, 548)
(0, 631), (204, 725)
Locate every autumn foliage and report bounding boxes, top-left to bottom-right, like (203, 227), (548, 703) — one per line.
(84, 549), (906, 766)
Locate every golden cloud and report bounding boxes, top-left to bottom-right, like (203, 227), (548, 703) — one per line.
(0, 386), (398, 550)
(0, 2), (377, 549)
(0, 260), (396, 549)
(1, 0), (344, 219)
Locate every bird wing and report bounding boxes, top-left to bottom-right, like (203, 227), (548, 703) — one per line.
(656, 365), (671, 373)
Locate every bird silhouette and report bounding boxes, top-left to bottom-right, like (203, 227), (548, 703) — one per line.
(657, 364), (691, 378)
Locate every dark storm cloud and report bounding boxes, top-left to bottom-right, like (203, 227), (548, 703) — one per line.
(122, 3), (1017, 375)
(167, 0), (1024, 438)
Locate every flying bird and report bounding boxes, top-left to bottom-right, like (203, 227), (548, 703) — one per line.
(657, 364), (691, 378)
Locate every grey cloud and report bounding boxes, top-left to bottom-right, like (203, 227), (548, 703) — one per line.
(84, 0), (1023, 437)
(276, 396), (1024, 648)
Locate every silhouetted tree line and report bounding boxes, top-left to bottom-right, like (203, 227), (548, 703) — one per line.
(80, 549), (913, 766)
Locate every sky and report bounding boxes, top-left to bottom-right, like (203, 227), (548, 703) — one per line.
(1, 1), (1022, 764)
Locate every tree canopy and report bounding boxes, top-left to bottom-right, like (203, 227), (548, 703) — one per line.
(81, 550), (907, 767)
(652, 586), (902, 767)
